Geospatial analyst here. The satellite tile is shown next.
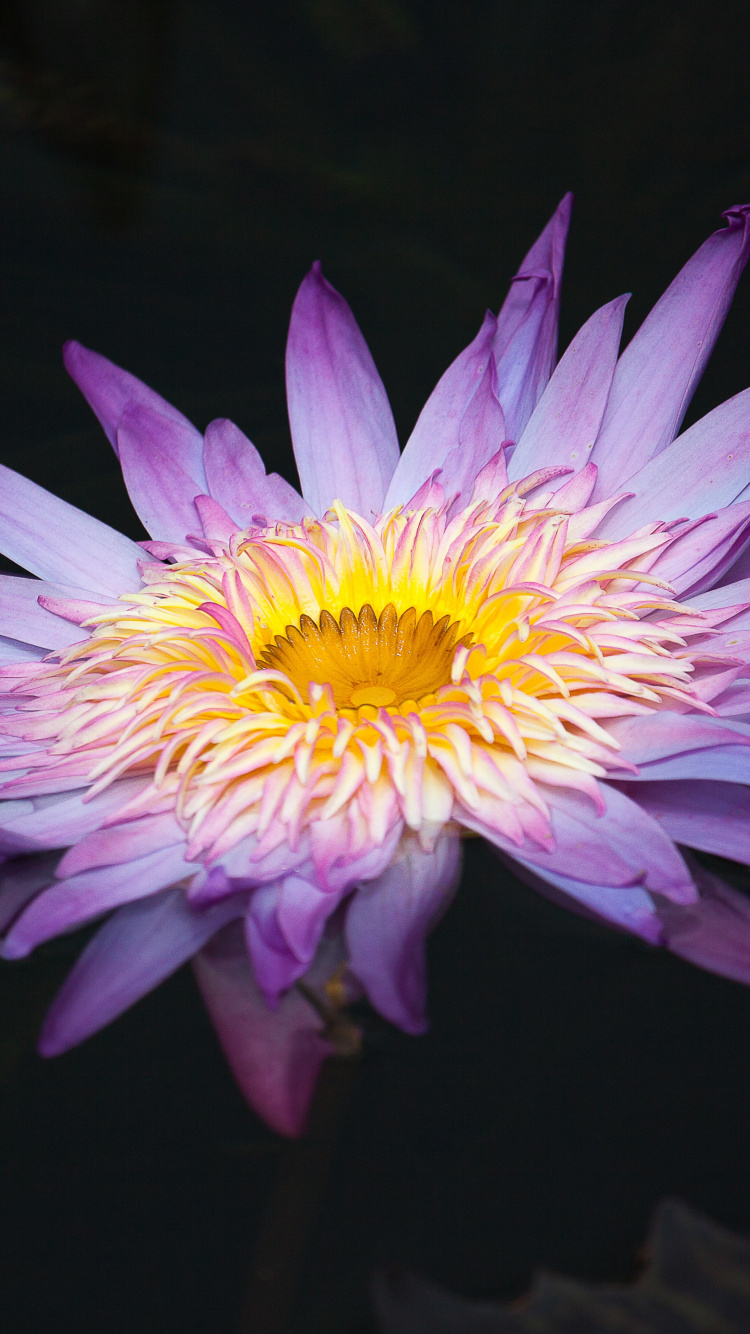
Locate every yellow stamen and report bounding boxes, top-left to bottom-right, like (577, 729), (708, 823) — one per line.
(259, 602), (471, 710)
(13, 492), (711, 865)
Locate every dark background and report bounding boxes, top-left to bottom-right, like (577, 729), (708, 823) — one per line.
(1, 2), (750, 1331)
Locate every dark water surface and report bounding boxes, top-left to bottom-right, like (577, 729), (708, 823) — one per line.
(1, 3), (750, 1330)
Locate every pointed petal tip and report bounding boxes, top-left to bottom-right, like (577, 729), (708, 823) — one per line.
(286, 259), (400, 516)
(62, 337), (82, 366)
(37, 1026), (65, 1058)
(298, 259), (328, 295)
(1, 937), (28, 962)
(592, 203), (750, 496)
(722, 202), (750, 225)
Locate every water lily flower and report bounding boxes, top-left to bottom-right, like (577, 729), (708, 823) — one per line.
(3, 196), (750, 1136)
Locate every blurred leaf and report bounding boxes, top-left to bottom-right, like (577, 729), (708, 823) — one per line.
(374, 1199), (750, 1332)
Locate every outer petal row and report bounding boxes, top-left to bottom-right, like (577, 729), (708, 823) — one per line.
(591, 204), (750, 497)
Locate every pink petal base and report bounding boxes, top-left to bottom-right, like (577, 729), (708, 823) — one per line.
(193, 922), (337, 1136)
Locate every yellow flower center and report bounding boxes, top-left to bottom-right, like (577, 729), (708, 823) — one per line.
(10, 490), (705, 869)
(259, 603), (470, 712)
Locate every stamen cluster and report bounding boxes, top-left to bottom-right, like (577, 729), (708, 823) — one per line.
(1, 476), (707, 873)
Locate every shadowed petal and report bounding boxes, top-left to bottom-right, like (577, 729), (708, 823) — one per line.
(285, 263), (400, 517)
(202, 419), (309, 525)
(194, 921), (336, 1136)
(689, 578), (750, 610)
(191, 835), (313, 897)
(659, 862), (750, 986)
(384, 312), (498, 509)
(0, 637), (44, 665)
(461, 783), (695, 900)
(509, 295), (628, 480)
(309, 817), (403, 894)
(345, 833), (462, 1034)
(592, 204), (750, 497)
(0, 851), (60, 932)
(0, 464), (142, 594)
(507, 854), (664, 943)
(245, 874), (343, 1002)
(630, 780), (750, 865)
(717, 534), (750, 586)
(493, 193), (573, 442)
(544, 785), (695, 901)
(117, 402), (207, 541)
(2, 842), (195, 959)
(63, 341), (195, 458)
(651, 501), (750, 595)
(437, 356), (507, 506)
(38, 887), (245, 1056)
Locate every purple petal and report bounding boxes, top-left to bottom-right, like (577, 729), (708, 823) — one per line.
(630, 750), (750, 783)
(631, 779), (750, 864)
(0, 576), (105, 650)
(458, 799), (632, 886)
(711, 678), (750, 716)
(276, 874), (341, 961)
(609, 714), (750, 784)
(56, 811), (185, 876)
(2, 842), (195, 959)
(285, 263), (400, 517)
(311, 818), (404, 894)
(116, 402), (207, 542)
(688, 578), (750, 610)
(658, 862), (750, 987)
(0, 799), (36, 857)
(0, 777), (150, 851)
(0, 637), (45, 665)
(507, 853), (664, 943)
(202, 419), (309, 526)
(592, 204), (750, 497)
(650, 501), (750, 596)
(202, 832), (313, 889)
(384, 313), (499, 509)
(608, 712), (750, 764)
(545, 785), (695, 901)
(345, 833), (462, 1034)
(193, 921), (335, 1137)
(493, 193), (573, 442)
(437, 356), (507, 506)
(599, 388), (750, 539)
(245, 874), (343, 1002)
(459, 782), (695, 900)
(38, 887), (245, 1056)
(717, 535), (750, 586)
(0, 463), (142, 594)
(193, 495), (240, 543)
(63, 341), (195, 458)
(0, 851), (59, 932)
(701, 625), (750, 663)
(509, 296), (628, 481)
(242, 899), (300, 999)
